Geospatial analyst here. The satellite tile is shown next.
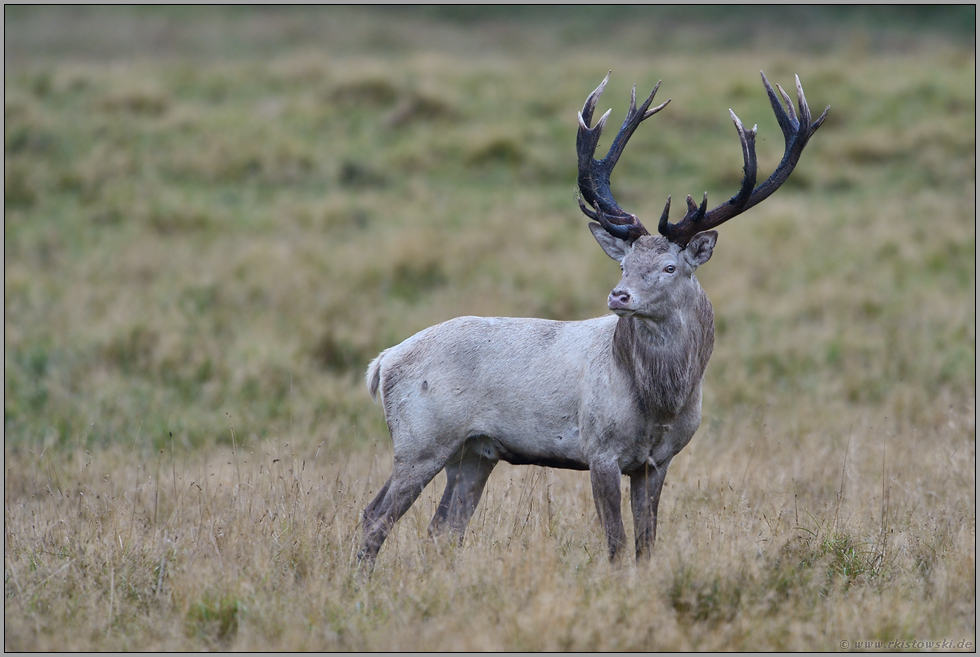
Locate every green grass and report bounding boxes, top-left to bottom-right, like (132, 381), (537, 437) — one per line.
(4, 6), (975, 651)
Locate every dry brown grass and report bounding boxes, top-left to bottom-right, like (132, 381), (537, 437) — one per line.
(5, 399), (974, 650)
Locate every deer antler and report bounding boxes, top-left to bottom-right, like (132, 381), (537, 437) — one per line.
(577, 72), (670, 242)
(657, 72), (830, 247)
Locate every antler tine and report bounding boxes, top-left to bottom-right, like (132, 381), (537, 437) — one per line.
(603, 81), (669, 173)
(580, 72), (610, 128)
(658, 71), (829, 247)
(728, 109), (759, 208)
(799, 73), (830, 131)
(577, 72), (670, 242)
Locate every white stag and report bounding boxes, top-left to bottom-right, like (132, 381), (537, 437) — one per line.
(358, 71), (827, 565)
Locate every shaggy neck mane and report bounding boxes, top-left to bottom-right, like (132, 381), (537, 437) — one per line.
(612, 291), (715, 419)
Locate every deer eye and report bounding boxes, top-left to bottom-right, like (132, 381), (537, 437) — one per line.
(664, 265), (676, 274)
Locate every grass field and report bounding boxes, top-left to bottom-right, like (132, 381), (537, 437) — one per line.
(4, 6), (975, 651)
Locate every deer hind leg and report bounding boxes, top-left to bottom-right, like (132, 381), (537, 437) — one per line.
(429, 443), (497, 542)
(358, 449), (453, 567)
(629, 456), (672, 561)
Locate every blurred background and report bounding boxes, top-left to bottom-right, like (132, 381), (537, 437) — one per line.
(5, 6), (975, 454)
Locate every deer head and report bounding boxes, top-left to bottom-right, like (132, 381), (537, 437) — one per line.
(577, 71), (828, 319)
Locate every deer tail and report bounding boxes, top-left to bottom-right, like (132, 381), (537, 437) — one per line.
(366, 351), (385, 402)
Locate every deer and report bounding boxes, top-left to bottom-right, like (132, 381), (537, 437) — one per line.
(357, 71), (827, 567)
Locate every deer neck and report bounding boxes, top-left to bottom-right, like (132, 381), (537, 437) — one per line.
(612, 294), (714, 419)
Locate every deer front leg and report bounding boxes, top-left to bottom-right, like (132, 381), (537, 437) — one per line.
(630, 456), (672, 561)
(590, 457), (627, 561)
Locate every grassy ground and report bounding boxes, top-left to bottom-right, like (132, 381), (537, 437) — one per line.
(4, 6), (975, 651)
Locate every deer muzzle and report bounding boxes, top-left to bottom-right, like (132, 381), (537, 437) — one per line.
(608, 289), (634, 314)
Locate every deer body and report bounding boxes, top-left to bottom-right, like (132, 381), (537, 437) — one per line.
(368, 262), (712, 475)
(358, 71), (827, 566)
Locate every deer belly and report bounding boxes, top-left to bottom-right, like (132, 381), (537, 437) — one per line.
(465, 426), (589, 471)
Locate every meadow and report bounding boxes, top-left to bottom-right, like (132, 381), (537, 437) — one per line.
(4, 6), (975, 651)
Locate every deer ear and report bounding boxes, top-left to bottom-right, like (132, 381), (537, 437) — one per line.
(683, 230), (718, 268)
(589, 222), (631, 261)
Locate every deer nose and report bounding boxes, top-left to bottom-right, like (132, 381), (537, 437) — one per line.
(608, 289), (631, 310)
